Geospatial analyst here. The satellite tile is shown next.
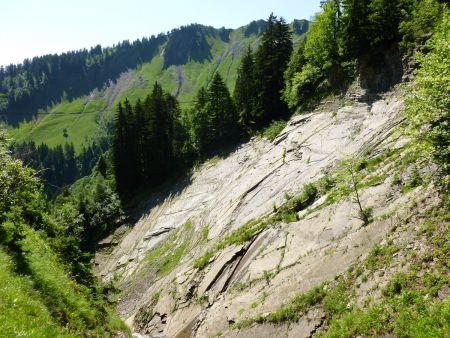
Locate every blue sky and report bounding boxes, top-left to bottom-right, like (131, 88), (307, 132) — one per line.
(0, 0), (321, 66)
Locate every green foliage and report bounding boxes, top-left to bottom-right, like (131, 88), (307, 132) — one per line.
(364, 243), (400, 271)
(194, 219), (265, 270)
(232, 285), (326, 329)
(401, 165), (424, 193)
(260, 119), (287, 141)
(284, 37), (307, 84)
(323, 304), (389, 337)
(304, 2), (341, 70)
(267, 285), (326, 323)
(283, 1), (346, 110)
(234, 46), (257, 130)
(382, 273), (409, 297)
(406, 8), (450, 173)
(283, 63), (323, 110)
(0, 131), (128, 336)
(143, 224), (192, 277)
(0, 249), (69, 337)
(400, 0), (443, 48)
(283, 0), (443, 111)
(323, 281), (350, 316)
(342, 0), (411, 58)
(53, 161), (121, 255)
(194, 250), (214, 270)
(191, 73), (240, 156)
(325, 244), (450, 338)
(275, 183), (318, 220)
(317, 175), (336, 194)
(201, 224), (210, 242)
(253, 14), (293, 126)
(359, 206), (374, 224)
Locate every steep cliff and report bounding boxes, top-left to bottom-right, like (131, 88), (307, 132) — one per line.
(93, 78), (449, 337)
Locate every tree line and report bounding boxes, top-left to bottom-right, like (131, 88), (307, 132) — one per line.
(11, 139), (108, 196)
(0, 35), (167, 122)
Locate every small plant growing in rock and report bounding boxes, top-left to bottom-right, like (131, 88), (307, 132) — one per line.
(360, 207), (373, 224)
(263, 270), (275, 284)
(339, 156), (373, 226)
(197, 293), (209, 305)
(318, 175), (335, 193)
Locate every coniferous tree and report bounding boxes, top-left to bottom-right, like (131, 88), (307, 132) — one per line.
(152, 83), (172, 176)
(64, 143), (78, 184)
(254, 14), (293, 126)
(190, 74), (239, 156)
(234, 46), (257, 131)
(191, 87), (210, 155)
(206, 73), (239, 147)
(342, 0), (411, 58)
(112, 102), (131, 194)
(112, 82), (190, 195)
(116, 96), (143, 191)
(341, 0), (372, 58)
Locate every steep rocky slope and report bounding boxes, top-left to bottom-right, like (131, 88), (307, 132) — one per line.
(95, 83), (445, 337)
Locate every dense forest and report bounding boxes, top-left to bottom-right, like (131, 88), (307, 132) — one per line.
(0, 35), (166, 121)
(0, 0), (449, 336)
(11, 139), (109, 196)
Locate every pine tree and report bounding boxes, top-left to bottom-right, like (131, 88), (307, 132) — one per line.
(63, 143), (78, 183)
(192, 87), (210, 155)
(254, 14), (293, 127)
(112, 102), (125, 193)
(234, 46), (257, 131)
(205, 73), (239, 152)
(191, 74), (239, 156)
(342, 0), (372, 58)
(342, 0), (411, 58)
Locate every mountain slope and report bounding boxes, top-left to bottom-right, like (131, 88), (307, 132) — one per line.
(4, 21), (308, 153)
(93, 78), (448, 337)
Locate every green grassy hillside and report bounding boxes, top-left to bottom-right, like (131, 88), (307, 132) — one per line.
(7, 21), (306, 153)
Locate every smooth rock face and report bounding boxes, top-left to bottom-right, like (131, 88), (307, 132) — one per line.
(95, 87), (412, 337)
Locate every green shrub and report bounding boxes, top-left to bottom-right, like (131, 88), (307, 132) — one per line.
(194, 250), (214, 270)
(261, 120), (287, 141)
(360, 207), (374, 225)
(406, 8), (450, 173)
(323, 281), (350, 316)
(266, 285), (326, 323)
(400, 0), (442, 49)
